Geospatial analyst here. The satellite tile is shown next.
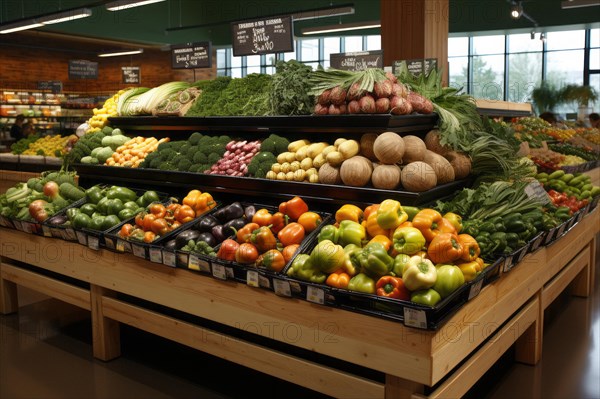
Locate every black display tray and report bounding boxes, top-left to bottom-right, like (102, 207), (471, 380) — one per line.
(73, 164), (470, 207)
(108, 114), (439, 134)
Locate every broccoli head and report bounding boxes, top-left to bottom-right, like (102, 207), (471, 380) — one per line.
(188, 132), (203, 145)
(272, 135), (290, 154)
(207, 153), (222, 164)
(161, 149), (177, 161)
(170, 141), (186, 152)
(149, 155), (164, 169)
(192, 151), (208, 164)
(157, 142), (172, 152)
(158, 162), (177, 171)
(179, 143), (191, 156)
(177, 158), (192, 171)
(199, 164), (212, 173)
(218, 135), (231, 144)
(247, 162), (259, 175)
(254, 167), (268, 179)
(188, 164), (202, 173)
(259, 139), (275, 153)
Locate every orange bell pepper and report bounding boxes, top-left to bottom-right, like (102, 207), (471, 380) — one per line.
(279, 196), (309, 221)
(365, 212), (390, 238)
(297, 211), (322, 233)
(282, 244), (300, 263)
(277, 222), (305, 247)
(368, 234), (393, 252)
(326, 269), (350, 289)
(270, 212), (288, 234)
(252, 208), (273, 227)
(236, 222), (259, 244)
(335, 204), (364, 224)
(251, 226), (278, 252)
(457, 234), (481, 262)
(427, 232), (463, 264)
(235, 243), (259, 264)
(412, 209), (456, 242)
(183, 190), (216, 217)
(363, 204), (379, 221)
(256, 249), (286, 272)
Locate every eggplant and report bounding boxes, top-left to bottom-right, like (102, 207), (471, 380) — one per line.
(175, 229), (201, 249)
(213, 202), (244, 223)
(163, 239), (178, 250)
(195, 215), (219, 233)
(49, 214), (68, 226)
(224, 217), (246, 233)
(211, 224), (230, 242)
(197, 232), (217, 247)
(244, 205), (256, 221)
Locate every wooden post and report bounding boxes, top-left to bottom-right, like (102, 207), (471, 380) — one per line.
(385, 374), (424, 399)
(90, 284), (121, 361)
(380, 0), (449, 84)
(515, 291), (543, 365)
(0, 258), (18, 314)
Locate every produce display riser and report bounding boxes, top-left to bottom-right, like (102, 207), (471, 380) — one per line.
(1, 207), (597, 399)
(0, 161), (62, 174)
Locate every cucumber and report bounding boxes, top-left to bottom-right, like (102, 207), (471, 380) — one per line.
(591, 186), (600, 197)
(548, 170), (565, 180)
(536, 172), (548, 180)
(580, 190), (591, 199)
(581, 183), (593, 192)
(560, 173), (574, 183)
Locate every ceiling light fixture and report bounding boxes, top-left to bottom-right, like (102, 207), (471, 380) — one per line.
(98, 49), (144, 57)
(106, 0), (166, 11)
(540, 32), (546, 42)
(561, 0), (600, 9)
(510, 1), (523, 19)
(38, 8), (92, 25)
(302, 20), (380, 35)
(0, 20), (44, 34)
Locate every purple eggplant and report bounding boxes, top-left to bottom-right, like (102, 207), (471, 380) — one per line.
(164, 239), (178, 250)
(224, 217), (246, 234)
(195, 215), (219, 233)
(211, 224), (228, 242)
(197, 232), (217, 247)
(244, 205), (256, 221)
(175, 229), (201, 249)
(213, 202), (244, 223)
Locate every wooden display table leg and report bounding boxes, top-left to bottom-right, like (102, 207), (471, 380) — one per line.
(385, 375), (424, 399)
(91, 285), (121, 361)
(571, 240), (593, 298)
(0, 258), (18, 314)
(515, 291), (543, 365)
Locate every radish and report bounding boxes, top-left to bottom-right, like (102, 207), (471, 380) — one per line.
(375, 97), (390, 113)
(374, 80), (392, 98)
(359, 95), (376, 113)
(390, 96), (413, 115)
(315, 103), (329, 115)
(347, 100), (360, 114)
(328, 104), (342, 115)
(347, 82), (363, 100)
(392, 83), (407, 98)
(329, 86), (347, 105)
(318, 89), (332, 105)
(385, 72), (398, 83)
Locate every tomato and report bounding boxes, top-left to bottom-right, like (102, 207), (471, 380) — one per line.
(174, 204), (196, 223)
(135, 212), (146, 228)
(141, 214), (157, 231)
(120, 223), (134, 237)
(149, 203), (167, 218)
(143, 231), (156, 243)
(150, 218), (170, 235)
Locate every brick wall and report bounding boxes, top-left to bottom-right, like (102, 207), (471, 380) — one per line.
(0, 32), (216, 94)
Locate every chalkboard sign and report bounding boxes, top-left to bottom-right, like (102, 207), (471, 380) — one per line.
(231, 15), (293, 56)
(393, 58), (438, 76)
(171, 42), (212, 69)
(121, 66), (141, 84)
(37, 81), (63, 93)
(68, 60), (98, 79)
(330, 50), (383, 71)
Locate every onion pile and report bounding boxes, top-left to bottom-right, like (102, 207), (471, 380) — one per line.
(207, 140), (261, 176)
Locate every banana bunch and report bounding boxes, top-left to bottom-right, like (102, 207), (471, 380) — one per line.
(85, 89), (126, 133)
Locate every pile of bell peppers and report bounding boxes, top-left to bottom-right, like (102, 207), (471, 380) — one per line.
(118, 189), (216, 243)
(287, 200), (489, 306)
(216, 196), (322, 273)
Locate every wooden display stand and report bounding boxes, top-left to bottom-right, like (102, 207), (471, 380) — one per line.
(1, 205), (598, 398)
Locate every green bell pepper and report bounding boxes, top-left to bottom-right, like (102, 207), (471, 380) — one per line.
(376, 199), (408, 229)
(96, 197), (109, 214)
(392, 254), (411, 277)
(357, 242), (394, 278)
(343, 244), (361, 276)
(118, 208), (140, 221)
(310, 240), (346, 274)
(461, 220), (481, 237)
(66, 207), (80, 221)
(347, 273), (376, 294)
(504, 213), (526, 233)
(106, 198), (125, 216)
(85, 186), (104, 205)
(402, 256), (437, 291)
(72, 213), (92, 229)
(79, 203), (97, 217)
(505, 232), (520, 249)
(318, 225), (339, 244)
(123, 201), (140, 211)
(106, 186), (137, 203)
(392, 226), (426, 255)
(101, 215), (121, 231)
(479, 221), (496, 233)
(433, 264), (465, 298)
(338, 220), (366, 247)
(490, 231), (507, 253)
(286, 254), (326, 283)
(402, 206), (420, 222)
(411, 288), (441, 306)
(88, 216), (106, 231)
(136, 190), (160, 207)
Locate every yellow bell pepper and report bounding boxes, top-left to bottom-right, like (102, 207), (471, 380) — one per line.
(457, 259), (483, 282)
(335, 204), (364, 224)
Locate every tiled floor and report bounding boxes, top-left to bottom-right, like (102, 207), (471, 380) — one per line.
(1, 261), (599, 399)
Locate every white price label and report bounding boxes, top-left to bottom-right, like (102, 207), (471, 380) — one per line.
(468, 279), (484, 300)
(76, 231), (87, 246)
(163, 251), (176, 267)
(247, 270), (259, 287)
(403, 308), (427, 329)
(116, 239), (126, 252)
(42, 226), (52, 237)
(273, 279), (291, 297)
(149, 248), (163, 263)
(212, 263), (227, 280)
(189, 255), (211, 273)
(258, 275), (271, 289)
(88, 235), (100, 251)
(306, 286), (325, 305)
(525, 180), (551, 204)
(132, 244), (146, 258)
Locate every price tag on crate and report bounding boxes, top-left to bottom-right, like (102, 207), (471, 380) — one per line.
(403, 308), (427, 329)
(306, 286), (325, 305)
(132, 244), (146, 258)
(76, 231), (87, 246)
(468, 279), (484, 300)
(13, 221), (23, 231)
(163, 251), (176, 268)
(502, 255), (514, 273)
(189, 254), (211, 273)
(247, 270), (259, 287)
(87, 235), (100, 251)
(273, 279), (291, 297)
(42, 225), (52, 237)
(212, 263), (227, 280)
(116, 239), (129, 253)
(21, 222), (33, 234)
(226, 267), (234, 279)
(65, 228), (76, 241)
(149, 248), (163, 264)
(525, 180), (551, 205)
(258, 275), (271, 289)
